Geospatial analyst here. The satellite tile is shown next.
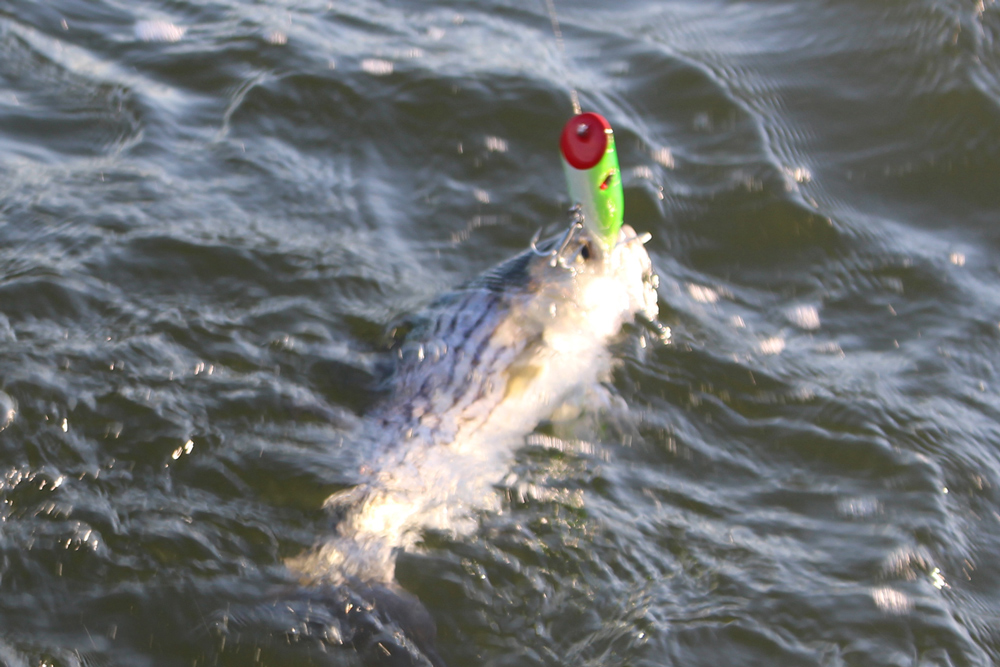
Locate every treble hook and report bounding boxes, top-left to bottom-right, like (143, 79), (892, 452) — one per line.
(551, 221), (583, 267)
(529, 205), (587, 268)
(530, 221), (583, 268)
(529, 227), (553, 258)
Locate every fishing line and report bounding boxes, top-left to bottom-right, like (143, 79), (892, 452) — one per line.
(542, 0), (582, 115)
(541, 0), (638, 281)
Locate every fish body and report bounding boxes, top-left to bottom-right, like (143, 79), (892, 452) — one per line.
(290, 223), (658, 586)
(277, 222), (658, 666)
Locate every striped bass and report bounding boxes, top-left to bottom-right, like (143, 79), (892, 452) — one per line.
(278, 221), (659, 665)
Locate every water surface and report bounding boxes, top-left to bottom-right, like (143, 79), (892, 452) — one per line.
(1, 0), (999, 665)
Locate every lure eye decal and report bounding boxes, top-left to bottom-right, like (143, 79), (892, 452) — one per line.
(599, 171), (615, 191)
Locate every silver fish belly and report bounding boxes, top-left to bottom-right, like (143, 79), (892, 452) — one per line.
(290, 223), (659, 585)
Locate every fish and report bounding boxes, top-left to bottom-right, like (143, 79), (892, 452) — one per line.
(223, 220), (660, 666)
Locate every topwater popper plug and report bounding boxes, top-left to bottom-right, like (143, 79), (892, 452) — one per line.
(560, 112), (624, 254)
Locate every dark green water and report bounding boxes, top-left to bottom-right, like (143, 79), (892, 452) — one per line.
(1, 0), (999, 665)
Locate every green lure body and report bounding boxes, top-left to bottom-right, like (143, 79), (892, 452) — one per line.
(559, 112), (624, 253)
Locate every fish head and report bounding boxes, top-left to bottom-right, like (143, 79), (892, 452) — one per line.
(520, 223), (660, 341)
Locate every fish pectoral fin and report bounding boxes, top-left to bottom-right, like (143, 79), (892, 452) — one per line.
(502, 334), (546, 400)
(503, 359), (542, 400)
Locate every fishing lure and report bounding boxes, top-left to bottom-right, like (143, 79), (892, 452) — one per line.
(560, 111), (624, 253)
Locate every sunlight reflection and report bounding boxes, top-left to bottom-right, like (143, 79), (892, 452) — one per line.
(0, 391), (14, 432)
(134, 20), (186, 43)
(871, 587), (912, 615)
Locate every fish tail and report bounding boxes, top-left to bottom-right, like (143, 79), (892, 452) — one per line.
(205, 580), (446, 667)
